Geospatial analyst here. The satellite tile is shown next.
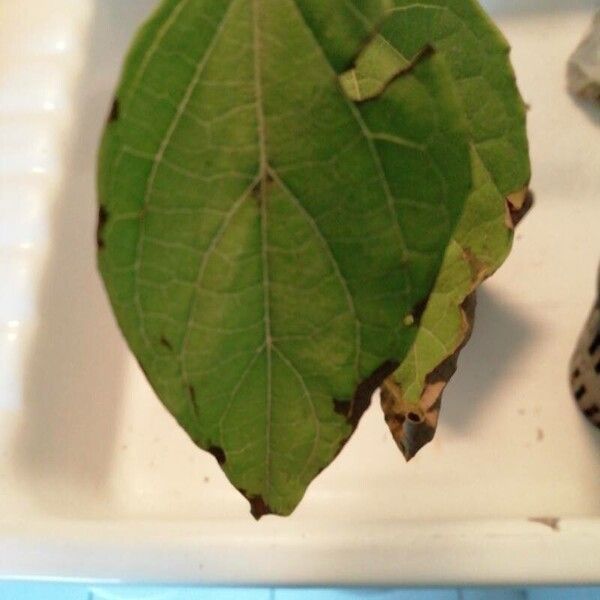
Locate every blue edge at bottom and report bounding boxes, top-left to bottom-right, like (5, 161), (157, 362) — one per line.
(0, 585), (599, 599)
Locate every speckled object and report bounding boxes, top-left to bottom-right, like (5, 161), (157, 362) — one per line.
(570, 265), (600, 429)
(568, 11), (600, 101)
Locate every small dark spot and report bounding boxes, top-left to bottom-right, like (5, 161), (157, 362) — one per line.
(250, 180), (261, 200)
(97, 205), (109, 249)
(536, 428), (544, 442)
(509, 190), (534, 228)
(208, 445), (226, 465)
(203, 476), (210, 484)
(407, 412), (421, 423)
(108, 98), (120, 123)
(250, 172), (275, 203)
(160, 336), (173, 351)
(574, 385), (587, 401)
(589, 332), (600, 355)
(584, 405), (599, 418)
(572, 368), (581, 379)
(595, 360), (600, 374)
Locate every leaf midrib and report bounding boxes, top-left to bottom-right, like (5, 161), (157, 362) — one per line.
(251, 0), (275, 498)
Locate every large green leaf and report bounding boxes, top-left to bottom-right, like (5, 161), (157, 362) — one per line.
(98, 0), (530, 517)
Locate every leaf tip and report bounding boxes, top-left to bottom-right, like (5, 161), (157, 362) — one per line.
(382, 293), (478, 460)
(249, 495), (272, 521)
(236, 487), (273, 520)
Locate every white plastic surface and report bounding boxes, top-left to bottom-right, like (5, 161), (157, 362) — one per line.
(0, 0), (599, 586)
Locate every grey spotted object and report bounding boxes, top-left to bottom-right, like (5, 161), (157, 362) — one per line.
(570, 265), (600, 429)
(567, 11), (600, 101)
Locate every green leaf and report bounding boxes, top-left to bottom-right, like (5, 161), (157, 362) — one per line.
(98, 0), (530, 516)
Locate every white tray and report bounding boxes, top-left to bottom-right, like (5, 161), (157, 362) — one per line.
(0, 0), (599, 586)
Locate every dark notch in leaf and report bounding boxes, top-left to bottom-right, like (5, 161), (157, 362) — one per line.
(208, 445), (226, 466)
(334, 360), (399, 428)
(96, 205), (108, 250)
(108, 98), (120, 123)
(236, 488), (272, 521)
(506, 188), (534, 229)
(249, 495), (271, 520)
(382, 293), (477, 461)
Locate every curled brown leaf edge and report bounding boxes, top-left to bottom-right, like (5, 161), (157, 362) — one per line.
(380, 189), (533, 461)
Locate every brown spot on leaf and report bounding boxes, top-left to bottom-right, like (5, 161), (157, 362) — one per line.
(381, 293), (477, 461)
(208, 445), (226, 465)
(529, 517), (560, 531)
(251, 172), (275, 204)
(108, 98), (120, 123)
(462, 248), (490, 286)
(506, 188), (534, 229)
(160, 336), (173, 351)
(97, 205), (108, 249)
(235, 488), (273, 520)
